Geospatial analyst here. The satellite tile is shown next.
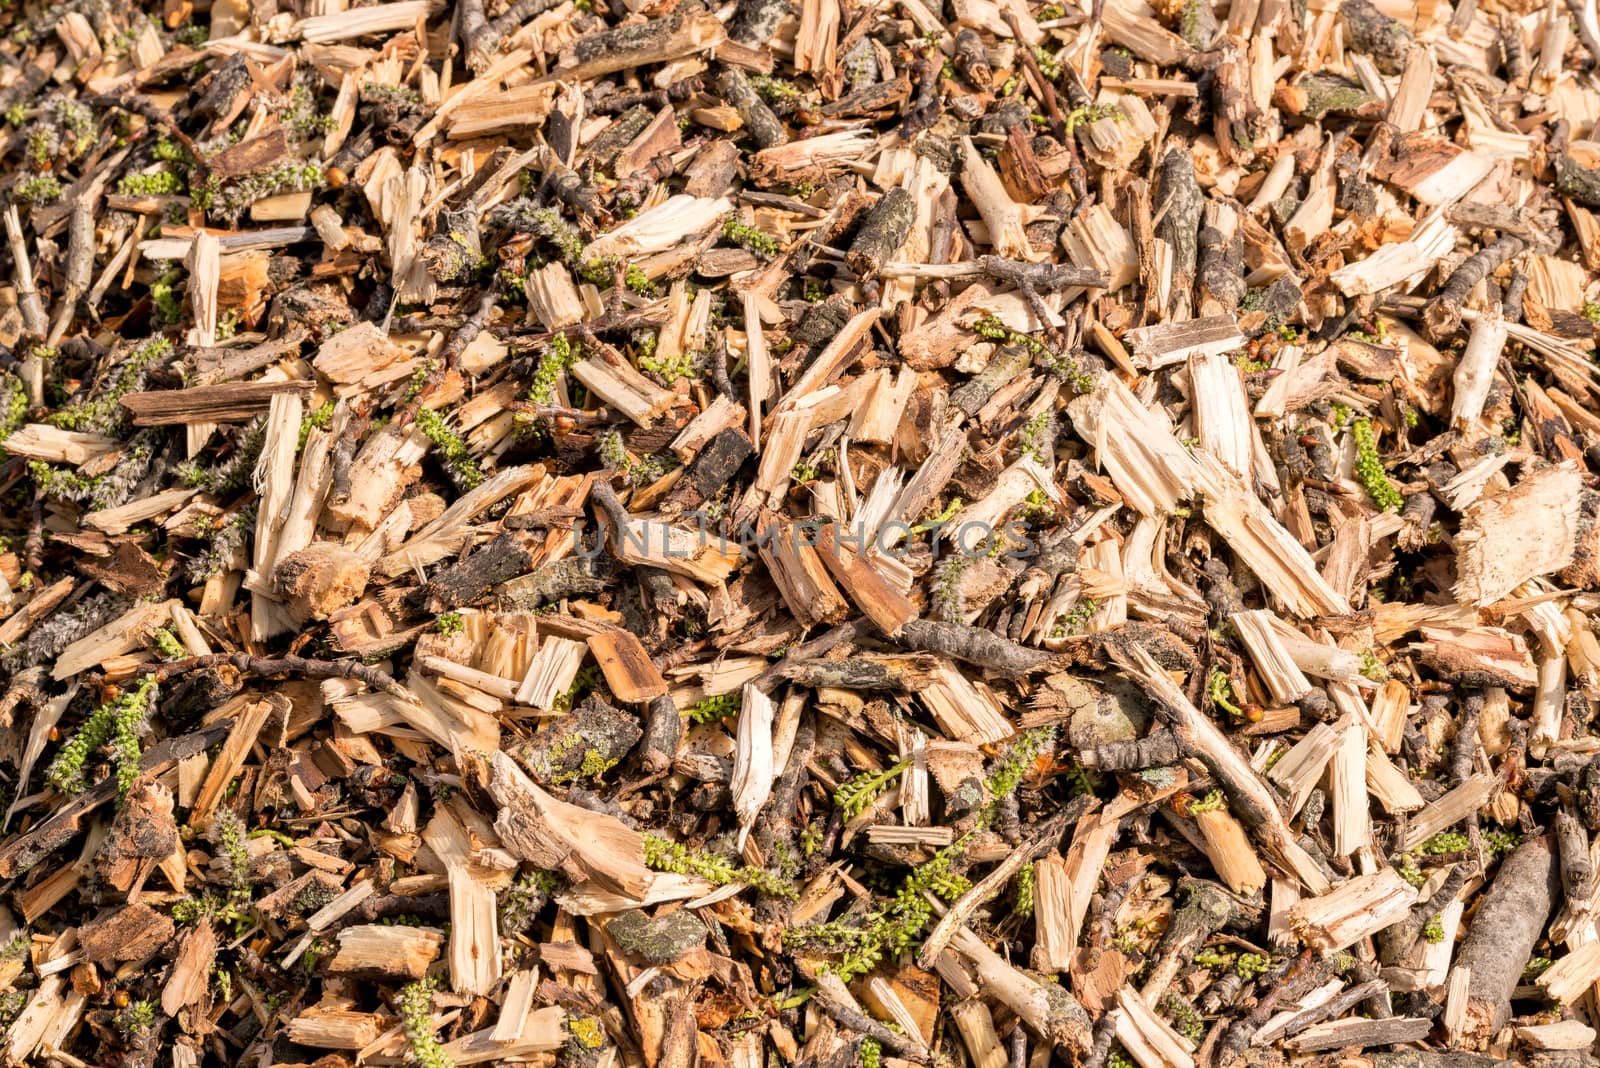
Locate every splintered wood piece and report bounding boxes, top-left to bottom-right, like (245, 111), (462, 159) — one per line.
(1194, 454), (1350, 619)
(1454, 462), (1584, 606)
(553, 14), (726, 81)
(1192, 806), (1267, 895)
(570, 357), (677, 427)
(949, 924), (1092, 1054)
(190, 695), (284, 827)
(1515, 1020), (1599, 1050)
(1365, 746), (1425, 813)
(1066, 372), (1200, 517)
(916, 661), (1012, 745)
(328, 924), (444, 979)
(442, 1007), (568, 1063)
(731, 683), (775, 849)
(51, 599), (177, 679)
(960, 135), (1031, 260)
(1369, 679), (1410, 753)
(950, 999), (1007, 1068)
(1330, 212), (1458, 296)
(610, 516), (740, 585)
(1113, 988), (1195, 1068)
(1289, 868), (1415, 952)
(1127, 316), (1243, 370)
(1536, 941), (1600, 1005)
(1286, 1017), (1431, 1052)
(421, 805), (504, 997)
(492, 969), (540, 1044)
(815, 522), (918, 637)
(586, 628), (668, 703)
(757, 517), (850, 627)
(517, 636), (589, 710)
(160, 919), (216, 1018)
(313, 321), (409, 383)
(1188, 350), (1252, 480)
(1400, 773), (1498, 851)
(1032, 853), (1074, 972)
(1328, 720), (1369, 855)
(286, 999), (386, 1050)
(1232, 610), (1313, 703)
(485, 750), (652, 898)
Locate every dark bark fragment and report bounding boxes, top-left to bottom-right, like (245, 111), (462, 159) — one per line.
(1456, 835), (1558, 1038)
(1154, 148), (1203, 321)
(719, 67), (788, 150)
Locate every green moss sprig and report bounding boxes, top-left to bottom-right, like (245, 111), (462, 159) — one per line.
(983, 725), (1055, 811)
(1032, 45), (1062, 80)
(860, 1038), (882, 1068)
(415, 408), (484, 491)
(398, 977), (454, 1068)
(213, 808), (252, 892)
(283, 83), (335, 140)
(46, 674), (159, 798)
(973, 315), (1093, 392)
(786, 726), (1056, 979)
(1015, 861), (1035, 918)
(1196, 946), (1270, 978)
(749, 75), (803, 106)
(49, 336), (171, 433)
(120, 998), (156, 1033)
(500, 870), (559, 936)
(1018, 409), (1052, 463)
(1207, 668), (1243, 718)
(198, 161), (325, 225)
(180, 419), (265, 495)
(623, 264), (658, 297)
(596, 428), (664, 487)
(639, 347), (698, 384)
(187, 506), (257, 581)
(526, 333), (577, 409)
(299, 400), (336, 450)
(785, 833), (973, 979)
(686, 693), (739, 725)
(1483, 828), (1519, 859)
(118, 170), (185, 197)
(722, 216), (782, 257)
(1352, 417), (1403, 512)
(1050, 596), (1096, 638)
(1235, 951), (1271, 979)
(642, 833), (797, 898)
(110, 690), (155, 795)
(151, 627), (186, 660)
(834, 758), (910, 820)
(0, 373), (26, 447)
(13, 174), (60, 204)
(1417, 831), (1468, 855)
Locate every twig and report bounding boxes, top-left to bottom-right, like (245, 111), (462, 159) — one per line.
(142, 654), (410, 699)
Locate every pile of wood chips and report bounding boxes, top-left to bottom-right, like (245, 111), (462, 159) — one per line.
(7, 0), (1600, 1065)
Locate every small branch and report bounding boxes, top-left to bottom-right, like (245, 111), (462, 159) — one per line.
(142, 654), (410, 699)
(896, 619), (1053, 677)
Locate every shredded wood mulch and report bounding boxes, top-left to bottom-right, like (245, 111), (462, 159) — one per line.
(5, 0), (1600, 1067)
